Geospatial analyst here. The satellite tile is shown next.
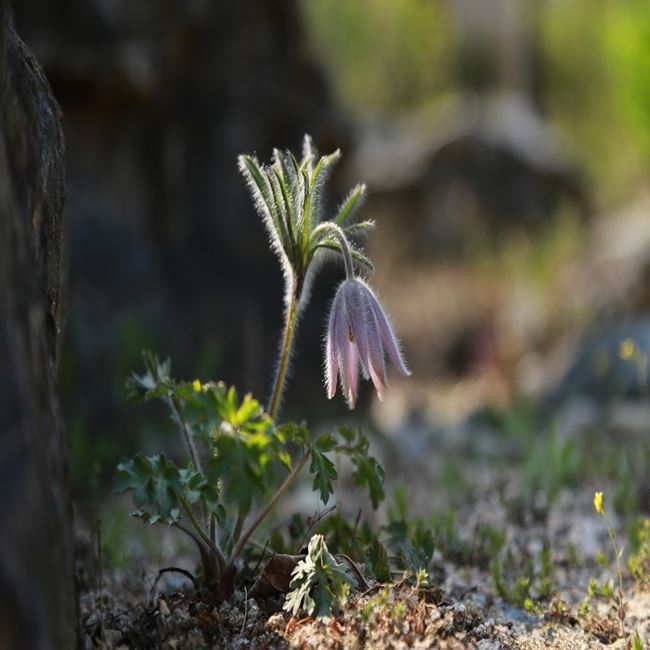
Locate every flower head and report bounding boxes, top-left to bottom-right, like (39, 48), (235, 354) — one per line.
(325, 278), (410, 409)
(619, 338), (636, 361)
(594, 491), (604, 516)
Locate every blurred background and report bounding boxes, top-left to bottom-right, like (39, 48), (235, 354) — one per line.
(12, 0), (650, 512)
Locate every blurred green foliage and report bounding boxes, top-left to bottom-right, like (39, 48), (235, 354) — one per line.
(540, 0), (650, 199)
(605, 1), (650, 160)
(304, 0), (650, 199)
(302, 0), (456, 115)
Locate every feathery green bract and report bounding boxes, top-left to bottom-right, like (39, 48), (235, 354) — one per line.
(238, 134), (370, 295)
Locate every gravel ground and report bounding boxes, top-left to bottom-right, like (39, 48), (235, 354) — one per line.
(78, 397), (650, 648)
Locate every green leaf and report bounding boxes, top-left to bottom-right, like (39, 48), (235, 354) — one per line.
(299, 167), (311, 243)
(305, 150), (341, 233)
(239, 155), (285, 243)
(234, 393), (264, 428)
(314, 240), (375, 271)
(131, 509), (181, 526)
(289, 152), (304, 223)
(310, 447), (337, 504)
(280, 421), (311, 447)
(283, 534), (356, 618)
(115, 453), (223, 527)
(352, 456), (385, 510)
(315, 434), (337, 453)
(386, 517), (434, 573)
(334, 183), (366, 226)
(337, 426), (355, 445)
(271, 167), (295, 243)
(302, 133), (316, 171)
(125, 351), (172, 401)
(631, 631), (645, 650)
(209, 431), (274, 514)
(273, 150), (298, 237)
(337, 430), (385, 509)
(365, 537), (390, 582)
(342, 220), (375, 238)
(114, 453), (182, 519)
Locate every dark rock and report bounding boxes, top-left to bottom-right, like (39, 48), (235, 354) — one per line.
(545, 317), (650, 409)
(351, 93), (590, 260)
(250, 553), (303, 599)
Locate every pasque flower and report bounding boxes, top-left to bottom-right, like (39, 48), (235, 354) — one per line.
(326, 277), (410, 409)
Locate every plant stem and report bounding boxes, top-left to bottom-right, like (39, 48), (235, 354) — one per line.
(231, 452), (309, 559)
(233, 509), (245, 545)
(172, 522), (220, 586)
(179, 494), (226, 573)
(268, 286), (300, 421)
(168, 396), (203, 475)
(311, 222), (355, 280)
(173, 521), (205, 548)
(209, 512), (216, 544)
(605, 513), (626, 637)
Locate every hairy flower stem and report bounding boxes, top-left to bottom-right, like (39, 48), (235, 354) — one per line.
(268, 283), (301, 421)
(231, 452), (309, 560)
(312, 222), (355, 280)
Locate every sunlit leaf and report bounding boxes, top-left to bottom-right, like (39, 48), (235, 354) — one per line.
(334, 183), (366, 226)
(283, 534), (356, 617)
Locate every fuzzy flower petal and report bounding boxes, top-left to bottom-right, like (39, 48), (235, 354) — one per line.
(325, 278), (410, 408)
(325, 288), (344, 399)
(342, 338), (359, 408)
(365, 305), (387, 400)
(362, 280), (411, 376)
(344, 280), (372, 379)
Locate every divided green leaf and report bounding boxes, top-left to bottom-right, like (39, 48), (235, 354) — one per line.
(283, 534), (357, 618)
(310, 445), (338, 504)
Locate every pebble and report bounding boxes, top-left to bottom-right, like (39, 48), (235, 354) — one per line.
(265, 612), (285, 630)
(159, 597), (171, 617)
(473, 618), (495, 639)
(247, 598), (260, 620)
(477, 639), (502, 650)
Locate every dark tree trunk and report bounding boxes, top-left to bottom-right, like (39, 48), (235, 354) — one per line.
(0, 3), (75, 648)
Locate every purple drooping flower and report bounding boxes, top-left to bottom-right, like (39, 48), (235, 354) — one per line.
(325, 278), (410, 409)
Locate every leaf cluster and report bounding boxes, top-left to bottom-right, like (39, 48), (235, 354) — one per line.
(491, 542), (556, 608)
(116, 353), (387, 589)
(115, 453), (222, 526)
(629, 518), (650, 583)
(283, 534), (357, 618)
(306, 427), (385, 509)
(124, 353), (291, 523)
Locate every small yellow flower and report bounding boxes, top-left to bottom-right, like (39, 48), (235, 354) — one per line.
(192, 379), (203, 392)
(594, 491), (604, 516)
(619, 338), (636, 361)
